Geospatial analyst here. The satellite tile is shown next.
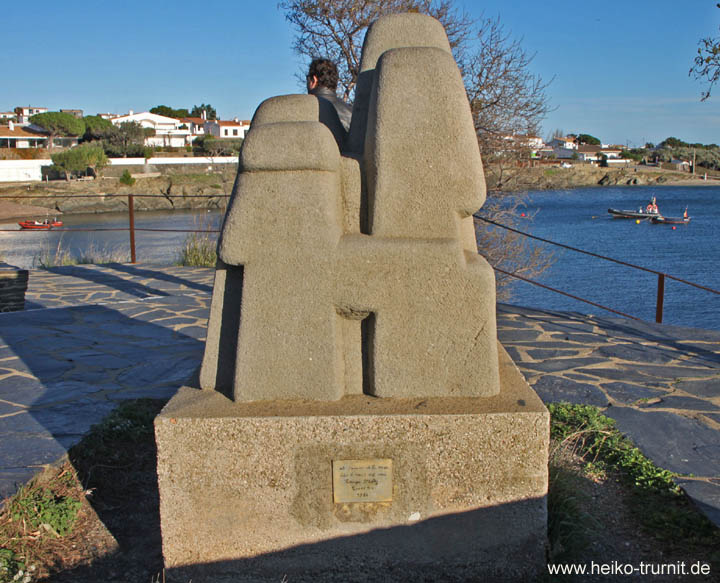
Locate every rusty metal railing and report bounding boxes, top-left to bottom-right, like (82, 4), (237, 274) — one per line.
(475, 214), (720, 323)
(3, 193), (718, 325)
(0, 193), (224, 265)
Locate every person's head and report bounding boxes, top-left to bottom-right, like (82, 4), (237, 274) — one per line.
(307, 58), (339, 93)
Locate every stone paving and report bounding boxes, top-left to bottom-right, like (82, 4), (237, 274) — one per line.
(0, 264), (718, 527)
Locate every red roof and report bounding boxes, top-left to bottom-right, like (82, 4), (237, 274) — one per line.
(0, 126), (48, 138)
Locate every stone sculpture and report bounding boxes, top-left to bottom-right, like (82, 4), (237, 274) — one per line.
(199, 12), (499, 402)
(156, 14), (548, 580)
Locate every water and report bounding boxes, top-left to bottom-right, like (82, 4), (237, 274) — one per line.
(504, 185), (720, 330)
(2, 185), (719, 330)
(0, 209), (223, 269)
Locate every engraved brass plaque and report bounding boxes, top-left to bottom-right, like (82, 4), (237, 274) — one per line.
(332, 459), (393, 503)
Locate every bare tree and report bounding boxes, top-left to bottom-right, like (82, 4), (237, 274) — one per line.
(464, 16), (551, 193)
(279, 0), (553, 297)
(690, 3), (720, 101)
(279, 0), (473, 100)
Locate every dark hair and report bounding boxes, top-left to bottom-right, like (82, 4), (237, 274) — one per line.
(308, 58), (339, 91)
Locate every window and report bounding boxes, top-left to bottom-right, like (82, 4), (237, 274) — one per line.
(233, 129), (238, 136)
(224, 129), (229, 136)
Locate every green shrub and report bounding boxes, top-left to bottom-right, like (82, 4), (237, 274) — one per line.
(549, 403), (719, 546)
(0, 548), (29, 583)
(9, 488), (81, 538)
(177, 232), (217, 267)
(119, 169), (135, 186)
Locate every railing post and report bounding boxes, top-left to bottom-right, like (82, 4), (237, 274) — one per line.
(655, 273), (665, 324)
(128, 194), (137, 264)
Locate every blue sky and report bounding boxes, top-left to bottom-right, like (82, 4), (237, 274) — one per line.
(4, 1), (718, 147)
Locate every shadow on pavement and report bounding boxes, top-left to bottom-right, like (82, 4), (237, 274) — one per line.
(0, 302), (203, 499)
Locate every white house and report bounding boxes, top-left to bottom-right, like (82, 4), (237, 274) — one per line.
(493, 134), (545, 157)
(180, 116), (207, 138)
(600, 147), (622, 159)
(0, 112), (16, 120)
(204, 118), (250, 139)
(14, 106), (48, 124)
(110, 111), (193, 148)
(576, 145), (601, 162)
(547, 136), (578, 150)
(670, 159), (691, 172)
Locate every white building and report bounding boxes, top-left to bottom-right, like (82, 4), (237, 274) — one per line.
(14, 106), (49, 124)
(180, 116), (207, 137)
(547, 136), (578, 150)
(110, 111), (193, 148)
(576, 145), (601, 162)
(0, 112), (16, 120)
(0, 122), (48, 148)
(204, 118), (250, 139)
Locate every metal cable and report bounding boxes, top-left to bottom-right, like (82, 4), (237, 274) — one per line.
(492, 266), (640, 320)
(475, 215), (720, 296)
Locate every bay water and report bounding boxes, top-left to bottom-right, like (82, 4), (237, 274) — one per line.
(503, 185), (720, 330)
(1, 185), (718, 330)
(0, 209), (223, 270)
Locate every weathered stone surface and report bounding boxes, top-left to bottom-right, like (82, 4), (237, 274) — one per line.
(646, 396), (719, 412)
(530, 375), (608, 407)
(630, 363), (720, 379)
(161, 12), (546, 579)
(592, 343), (680, 364)
(520, 357), (608, 374)
(0, 468), (40, 500)
(0, 433), (69, 467)
(604, 408), (720, 476)
(601, 382), (666, 404)
(157, 346), (548, 580)
(575, 366), (665, 385)
(346, 12), (452, 155)
(674, 378), (720, 398)
(675, 479), (720, 527)
(549, 333), (610, 344)
(497, 329), (543, 343)
(532, 321), (598, 334)
(201, 13), (498, 402)
(526, 348), (584, 360)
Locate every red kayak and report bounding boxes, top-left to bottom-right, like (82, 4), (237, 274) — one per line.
(18, 219), (63, 230)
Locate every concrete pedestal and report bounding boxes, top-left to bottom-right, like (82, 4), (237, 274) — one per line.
(156, 344), (549, 582)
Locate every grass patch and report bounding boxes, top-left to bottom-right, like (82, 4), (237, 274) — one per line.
(0, 399), (166, 582)
(548, 403), (720, 564)
(0, 467), (84, 583)
(176, 232), (217, 267)
(2, 400), (717, 581)
(176, 214), (219, 267)
(547, 456), (594, 562)
(33, 241), (128, 269)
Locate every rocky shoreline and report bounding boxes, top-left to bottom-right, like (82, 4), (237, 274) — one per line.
(0, 168), (236, 221)
(0, 164), (715, 221)
(484, 164), (718, 193)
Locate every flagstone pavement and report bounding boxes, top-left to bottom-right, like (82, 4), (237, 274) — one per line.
(0, 264), (718, 527)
